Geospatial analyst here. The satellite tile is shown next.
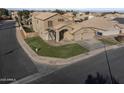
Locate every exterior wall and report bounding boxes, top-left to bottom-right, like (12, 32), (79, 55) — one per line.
(74, 32), (82, 41)
(32, 16), (49, 40)
(64, 32), (74, 40)
(26, 32), (38, 38)
(20, 26), (38, 39)
(73, 29), (95, 41)
(32, 17), (45, 33)
(44, 14), (69, 30)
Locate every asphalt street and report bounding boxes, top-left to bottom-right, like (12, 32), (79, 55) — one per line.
(30, 47), (124, 84)
(0, 20), (38, 83)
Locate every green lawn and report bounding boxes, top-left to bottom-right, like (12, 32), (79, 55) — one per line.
(99, 38), (120, 45)
(25, 37), (89, 58)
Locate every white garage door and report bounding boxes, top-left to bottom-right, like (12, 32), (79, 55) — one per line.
(82, 32), (95, 40)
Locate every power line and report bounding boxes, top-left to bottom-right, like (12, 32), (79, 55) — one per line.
(103, 42), (114, 84)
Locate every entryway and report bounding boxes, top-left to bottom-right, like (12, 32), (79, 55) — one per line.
(59, 29), (68, 41)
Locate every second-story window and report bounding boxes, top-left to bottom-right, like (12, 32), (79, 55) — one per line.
(58, 19), (64, 22)
(48, 21), (53, 27)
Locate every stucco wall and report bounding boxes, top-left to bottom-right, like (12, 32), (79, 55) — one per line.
(32, 16), (48, 40)
(32, 16), (45, 33)
(44, 14), (69, 30)
(73, 28), (95, 41)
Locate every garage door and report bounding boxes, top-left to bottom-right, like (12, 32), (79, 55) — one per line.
(82, 32), (95, 40)
(74, 33), (82, 41)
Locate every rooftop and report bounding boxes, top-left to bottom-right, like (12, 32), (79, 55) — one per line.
(32, 12), (58, 20)
(69, 17), (118, 33)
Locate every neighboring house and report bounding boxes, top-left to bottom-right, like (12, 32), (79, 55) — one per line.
(62, 12), (74, 21)
(32, 12), (73, 42)
(64, 17), (121, 41)
(76, 12), (95, 21)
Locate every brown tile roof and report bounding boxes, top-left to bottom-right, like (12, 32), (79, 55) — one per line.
(32, 12), (58, 20)
(69, 17), (117, 33)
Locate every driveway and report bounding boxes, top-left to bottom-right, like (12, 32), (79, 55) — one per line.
(77, 39), (104, 50)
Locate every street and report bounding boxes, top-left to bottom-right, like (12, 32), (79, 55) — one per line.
(0, 20), (38, 83)
(30, 47), (124, 84)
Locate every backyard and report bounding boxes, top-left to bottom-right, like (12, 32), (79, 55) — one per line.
(25, 36), (89, 58)
(23, 26), (34, 33)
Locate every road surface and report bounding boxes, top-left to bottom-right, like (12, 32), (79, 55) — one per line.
(30, 47), (124, 84)
(0, 20), (38, 83)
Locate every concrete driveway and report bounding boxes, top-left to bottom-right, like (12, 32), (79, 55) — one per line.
(77, 39), (104, 50)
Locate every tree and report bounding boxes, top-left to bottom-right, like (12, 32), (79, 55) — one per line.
(18, 10), (30, 21)
(18, 10), (30, 25)
(52, 9), (65, 15)
(72, 11), (77, 17)
(0, 8), (9, 17)
(85, 11), (90, 15)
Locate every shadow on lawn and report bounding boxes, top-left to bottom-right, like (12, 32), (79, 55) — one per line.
(85, 72), (119, 84)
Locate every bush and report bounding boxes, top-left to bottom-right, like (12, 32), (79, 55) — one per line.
(23, 26), (34, 33)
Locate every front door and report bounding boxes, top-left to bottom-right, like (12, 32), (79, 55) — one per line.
(60, 29), (68, 40)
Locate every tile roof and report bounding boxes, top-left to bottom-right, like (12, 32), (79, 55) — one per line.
(69, 17), (117, 33)
(32, 12), (58, 20)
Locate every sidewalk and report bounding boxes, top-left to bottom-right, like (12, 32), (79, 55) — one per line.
(16, 27), (124, 66)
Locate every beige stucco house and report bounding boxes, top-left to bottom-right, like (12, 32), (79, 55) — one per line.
(32, 12), (73, 42)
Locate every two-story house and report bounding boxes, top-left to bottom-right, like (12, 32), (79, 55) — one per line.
(32, 12), (73, 42)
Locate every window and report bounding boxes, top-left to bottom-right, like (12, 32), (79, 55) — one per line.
(48, 21), (53, 27)
(96, 32), (102, 36)
(58, 19), (64, 22)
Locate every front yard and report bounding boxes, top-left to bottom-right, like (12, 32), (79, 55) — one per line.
(25, 36), (89, 58)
